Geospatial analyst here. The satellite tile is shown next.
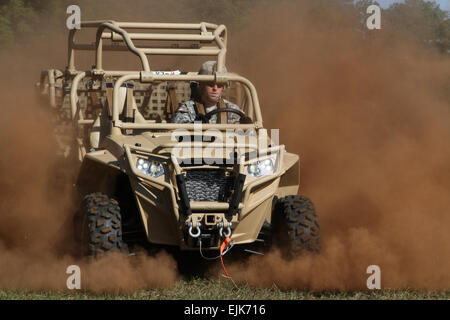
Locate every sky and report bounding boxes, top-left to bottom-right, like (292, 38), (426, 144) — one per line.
(377, 0), (450, 12)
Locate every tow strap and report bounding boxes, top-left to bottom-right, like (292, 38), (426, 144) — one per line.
(220, 237), (232, 278)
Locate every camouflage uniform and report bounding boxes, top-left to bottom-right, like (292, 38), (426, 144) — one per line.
(172, 99), (242, 124)
(172, 61), (245, 124)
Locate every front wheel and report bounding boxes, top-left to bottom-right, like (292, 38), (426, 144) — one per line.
(79, 193), (128, 257)
(272, 195), (320, 258)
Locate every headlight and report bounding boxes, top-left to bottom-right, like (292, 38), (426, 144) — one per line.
(246, 158), (275, 178)
(136, 158), (165, 178)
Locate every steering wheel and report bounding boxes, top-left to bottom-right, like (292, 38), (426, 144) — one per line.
(203, 108), (253, 124)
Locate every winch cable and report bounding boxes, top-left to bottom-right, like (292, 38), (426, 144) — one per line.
(199, 237), (234, 260)
(220, 237), (232, 279)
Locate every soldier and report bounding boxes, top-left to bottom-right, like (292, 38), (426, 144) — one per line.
(172, 61), (248, 124)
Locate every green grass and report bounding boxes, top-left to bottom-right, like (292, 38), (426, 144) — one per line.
(0, 278), (448, 300)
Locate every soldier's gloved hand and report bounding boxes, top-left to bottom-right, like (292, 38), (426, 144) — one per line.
(194, 114), (209, 123)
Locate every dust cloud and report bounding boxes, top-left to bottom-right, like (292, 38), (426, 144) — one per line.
(0, 0), (449, 293)
(0, 63), (179, 293)
(0, 5), (180, 293)
(225, 2), (450, 291)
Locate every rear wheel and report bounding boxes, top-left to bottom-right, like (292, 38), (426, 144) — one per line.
(79, 193), (127, 257)
(272, 195), (320, 257)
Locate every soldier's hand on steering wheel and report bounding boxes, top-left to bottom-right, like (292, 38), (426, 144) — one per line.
(204, 108), (253, 124)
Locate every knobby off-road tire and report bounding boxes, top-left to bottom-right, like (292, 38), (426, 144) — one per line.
(272, 195), (320, 258)
(81, 193), (127, 257)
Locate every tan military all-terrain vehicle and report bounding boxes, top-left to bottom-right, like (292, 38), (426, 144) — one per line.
(37, 21), (319, 262)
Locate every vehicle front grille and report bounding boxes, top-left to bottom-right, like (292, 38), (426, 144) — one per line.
(185, 169), (234, 202)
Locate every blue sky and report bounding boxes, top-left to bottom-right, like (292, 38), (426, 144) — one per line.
(376, 0), (450, 12)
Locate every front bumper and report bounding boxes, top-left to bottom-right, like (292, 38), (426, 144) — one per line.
(124, 144), (285, 249)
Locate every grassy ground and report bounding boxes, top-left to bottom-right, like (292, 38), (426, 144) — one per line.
(0, 278), (448, 300)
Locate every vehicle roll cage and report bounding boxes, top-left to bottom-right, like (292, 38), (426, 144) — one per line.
(67, 20), (263, 131)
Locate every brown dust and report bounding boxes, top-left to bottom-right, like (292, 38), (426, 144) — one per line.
(0, 1), (449, 292)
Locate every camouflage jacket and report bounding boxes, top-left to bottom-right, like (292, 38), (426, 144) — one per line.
(171, 99), (242, 124)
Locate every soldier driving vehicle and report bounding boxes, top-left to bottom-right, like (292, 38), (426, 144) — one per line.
(172, 61), (250, 124)
(37, 21), (320, 266)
